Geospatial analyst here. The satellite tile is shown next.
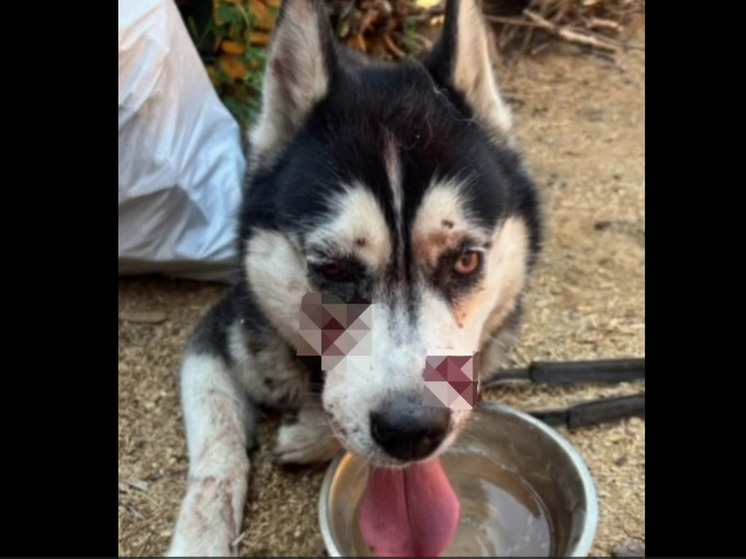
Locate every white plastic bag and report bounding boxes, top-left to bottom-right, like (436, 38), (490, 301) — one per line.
(118, 0), (244, 282)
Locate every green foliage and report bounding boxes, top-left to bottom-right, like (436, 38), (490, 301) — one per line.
(185, 1), (269, 130)
(401, 16), (422, 59)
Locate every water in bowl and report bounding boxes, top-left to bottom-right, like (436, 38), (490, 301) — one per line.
(346, 452), (554, 557)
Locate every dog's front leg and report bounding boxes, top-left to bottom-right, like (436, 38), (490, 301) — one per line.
(168, 352), (256, 557)
(273, 398), (341, 464)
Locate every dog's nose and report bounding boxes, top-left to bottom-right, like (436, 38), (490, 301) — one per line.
(370, 393), (451, 461)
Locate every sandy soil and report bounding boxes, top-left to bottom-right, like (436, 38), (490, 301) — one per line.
(118, 24), (645, 557)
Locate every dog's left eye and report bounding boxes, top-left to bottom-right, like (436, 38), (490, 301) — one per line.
(314, 261), (347, 281)
(454, 251), (481, 275)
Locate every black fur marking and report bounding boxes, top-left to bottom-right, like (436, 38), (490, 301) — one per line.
(306, 253), (374, 300)
(425, 0), (461, 88)
(295, 355), (324, 394)
(188, 287), (240, 365)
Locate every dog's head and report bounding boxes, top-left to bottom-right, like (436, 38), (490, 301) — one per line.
(241, 0), (542, 466)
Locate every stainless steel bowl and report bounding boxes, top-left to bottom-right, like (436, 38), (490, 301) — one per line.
(319, 403), (598, 557)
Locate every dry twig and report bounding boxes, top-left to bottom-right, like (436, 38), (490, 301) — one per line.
(523, 9), (619, 52)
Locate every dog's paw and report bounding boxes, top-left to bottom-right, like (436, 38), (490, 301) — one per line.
(273, 417), (341, 464)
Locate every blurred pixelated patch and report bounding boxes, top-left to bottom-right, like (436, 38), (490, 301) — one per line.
(296, 292), (373, 373)
(423, 353), (479, 410)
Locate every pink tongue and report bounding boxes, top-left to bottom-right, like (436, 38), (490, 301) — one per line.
(359, 458), (461, 557)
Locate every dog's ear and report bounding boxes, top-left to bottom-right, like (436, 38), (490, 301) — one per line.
(248, 0), (336, 169)
(426, 0), (513, 142)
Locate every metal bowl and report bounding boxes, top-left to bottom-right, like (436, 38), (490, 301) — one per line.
(319, 403), (598, 557)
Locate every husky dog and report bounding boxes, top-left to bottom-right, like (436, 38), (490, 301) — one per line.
(168, 0), (542, 554)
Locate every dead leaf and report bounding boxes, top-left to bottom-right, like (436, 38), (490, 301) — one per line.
(221, 39), (245, 55)
(219, 55), (247, 81)
(249, 31), (270, 46)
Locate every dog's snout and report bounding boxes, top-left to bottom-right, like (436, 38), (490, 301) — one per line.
(370, 393), (451, 461)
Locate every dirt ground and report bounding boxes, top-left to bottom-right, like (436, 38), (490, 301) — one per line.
(118, 23), (645, 558)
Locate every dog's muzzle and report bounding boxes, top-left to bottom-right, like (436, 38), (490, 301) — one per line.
(370, 392), (451, 461)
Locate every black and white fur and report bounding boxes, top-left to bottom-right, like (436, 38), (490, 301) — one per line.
(168, 0), (542, 554)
